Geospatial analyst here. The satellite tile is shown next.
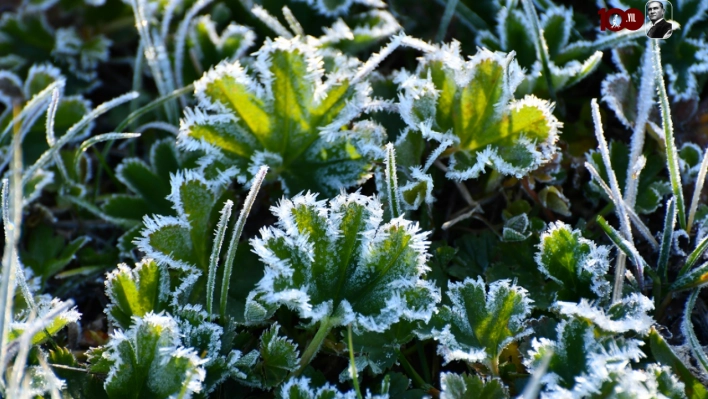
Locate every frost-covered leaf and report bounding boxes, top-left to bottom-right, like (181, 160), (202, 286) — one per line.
(252, 191), (439, 332)
(136, 168), (236, 306)
(48, 347), (108, 399)
(586, 141), (671, 214)
(101, 313), (206, 399)
(234, 324), (299, 389)
(420, 277), (532, 373)
(396, 43), (560, 181)
(555, 293), (654, 335)
(538, 186), (571, 217)
(20, 222), (90, 284)
(502, 214), (531, 242)
(104, 258), (170, 330)
(535, 222), (611, 302)
(9, 298), (81, 345)
(439, 372), (508, 399)
(525, 318), (647, 398)
(180, 37), (384, 196)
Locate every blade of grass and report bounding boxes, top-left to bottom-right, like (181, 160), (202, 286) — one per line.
(683, 288), (708, 376)
(658, 197), (677, 280)
(680, 235), (708, 277)
(688, 148), (708, 233)
(521, 0), (556, 101)
(436, 0), (460, 42)
(652, 39), (686, 230)
(219, 166), (268, 321)
(207, 200), (232, 322)
(385, 143), (401, 219)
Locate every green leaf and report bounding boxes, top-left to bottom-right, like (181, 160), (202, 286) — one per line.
(182, 37), (383, 196)
(21, 223), (90, 283)
(48, 347), (108, 399)
(345, 320), (418, 377)
(420, 277), (532, 373)
(397, 45), (560, 181)
(104, 259), (170, 330)
(252, 191), (439, 331)
(439, 372), (508, 399)
(535, 222), (611, 302)
(102, 313), (206, 399)
(326, 10), (401, 54)
(670, 262), (708, 292)
(234, 324), (299, 389)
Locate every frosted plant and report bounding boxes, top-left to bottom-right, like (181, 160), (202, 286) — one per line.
(396, 42), (561, 182)
(439, 372), (508, 399)
(93, 312), (207, 399)
(104, 258), (170, 330)
(179, 36), (385, 196)
(250, 190), (439, 370)
(136, 167), (239, 307)
(554, 293), (654, 335)
(535, 222), (611, 302)
(418, 277), (532, 376)
(524, 318), (651, 399)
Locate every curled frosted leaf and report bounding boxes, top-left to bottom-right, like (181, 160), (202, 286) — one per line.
(180, 37), (382, 196)
(104, 258), (170, 330)
(102, 312), (206, 399)
(535, 222), (611, 302)
(555, 294), (654, 335)
(251, 191), (439, 332)
(420, 277), (532, 373)
(396, 43), (561, 181)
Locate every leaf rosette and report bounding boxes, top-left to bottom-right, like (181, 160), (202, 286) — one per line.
(250, 191), (440, 332)
(179, 36), (384, 196)
(396, 43), (561, 181)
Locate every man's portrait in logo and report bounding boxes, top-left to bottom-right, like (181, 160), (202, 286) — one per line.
(646, 1), (673, 39)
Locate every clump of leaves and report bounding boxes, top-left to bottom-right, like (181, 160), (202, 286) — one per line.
(250, 190), (440, 370)
(396, 43), (561, 182)
(179, 36), (384, 196)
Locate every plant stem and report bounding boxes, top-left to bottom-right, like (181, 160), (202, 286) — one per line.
(295, 317), (334, 376)
(347, 325), (363, 399)
(395, 348), (438, 396)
